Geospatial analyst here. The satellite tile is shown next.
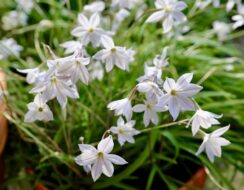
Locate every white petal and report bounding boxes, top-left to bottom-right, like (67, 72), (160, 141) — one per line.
(211, 125), (230, 137)
(163, 15), (173, 33)
(91, 159), (103, 181)
(78, 13), (89, 26)
(117, 116), (124, 126)
(132, 104), (146, 112)
(175, 1), (187, 11)
(146, 11), (165, 23)
(80, 150), (97, 165)
(143, 110), (150, 127)
(101, 35), (114, 49)
(215, 137), (231, 146)
(98, 135), (114, 153)
(168, 97), (180, 121)
(78, 144), (96, 152)
(196, 141), (205, 155)
(107, 154), (127, 165)
(101, 159), (114, 177)
(163, 78), (176, 93)
(90, 13), (100, 27)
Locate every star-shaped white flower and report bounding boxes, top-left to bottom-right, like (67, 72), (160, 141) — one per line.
(60, 51), (90, 84)
(196, 126), (231, 162)
(30, 69), (79, 108)
(71, 13), (107, 47)
(187, 109), (222, 136)
(157, 73), (202, 121)
(107, 98), (132, 121)
(93, 36), (134, 72)
(75, 135), (127, 181)
(146, 0), (187, 33)
(136, 81), (164, 100)
(110, 117), (140, 146)
(24, 94), (53, 122)
(133, 97), (167, 127)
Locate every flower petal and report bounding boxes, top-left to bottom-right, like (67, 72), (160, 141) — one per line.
(98, 135), (114, 153)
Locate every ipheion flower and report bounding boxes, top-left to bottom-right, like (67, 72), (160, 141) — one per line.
(75, 135), (127, 181)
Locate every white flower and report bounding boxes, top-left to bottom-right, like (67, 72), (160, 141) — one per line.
(187, 109), (222, 136)
(196, 126), (231, 162)
(24, 94), (53, 122)
(2, 11), (27, 30)
(226, 0), (241, 12)
(83, 1), (105, 16)
(89, 60), (104, 81)
(30, 69), (79, 108)
(158, 73), (202, 121)
(60, 41), (83, 55)
(136, 81), (164, 99)
(137, 47), (169, 85)
(17, 68), (45, 84)
(93, 36), (134, 72)
(110, 117), (140, 146)
(107, 98), (133, 121)
(16, 0), (34, 13)
(60, 51), (90, 84)
(146, 0), (187, 33)
(71, 13), (107, 47)
(75, 135), (127, 181)
(212, 21), (231, 41)
(232, 6), (244, 30)
(0, 38), (23, 60)
(133, 97), (167, 127)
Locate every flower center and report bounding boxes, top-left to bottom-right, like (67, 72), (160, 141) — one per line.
(89, 28), (94, 32)
(97, 152), (104, 158)
(51, 77), (57, 84)
(118, 129), (124, 134)
(38, 107), (43, 112)
(165, 5), (173, 12)
(146, 104), (152, 109)
(111, 48), (117, 53)
(170, 90), (177, 96)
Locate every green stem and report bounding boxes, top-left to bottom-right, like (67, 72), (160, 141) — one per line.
(141, 119), (189, 133)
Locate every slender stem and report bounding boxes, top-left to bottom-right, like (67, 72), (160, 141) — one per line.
(141, 119), (189, 133)
(101, 130), (111, 139)
(204, 167), (226, 190)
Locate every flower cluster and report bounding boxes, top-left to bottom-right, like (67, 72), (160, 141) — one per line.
(108, 46), (230, 164)
(16, 0), (234, 182)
